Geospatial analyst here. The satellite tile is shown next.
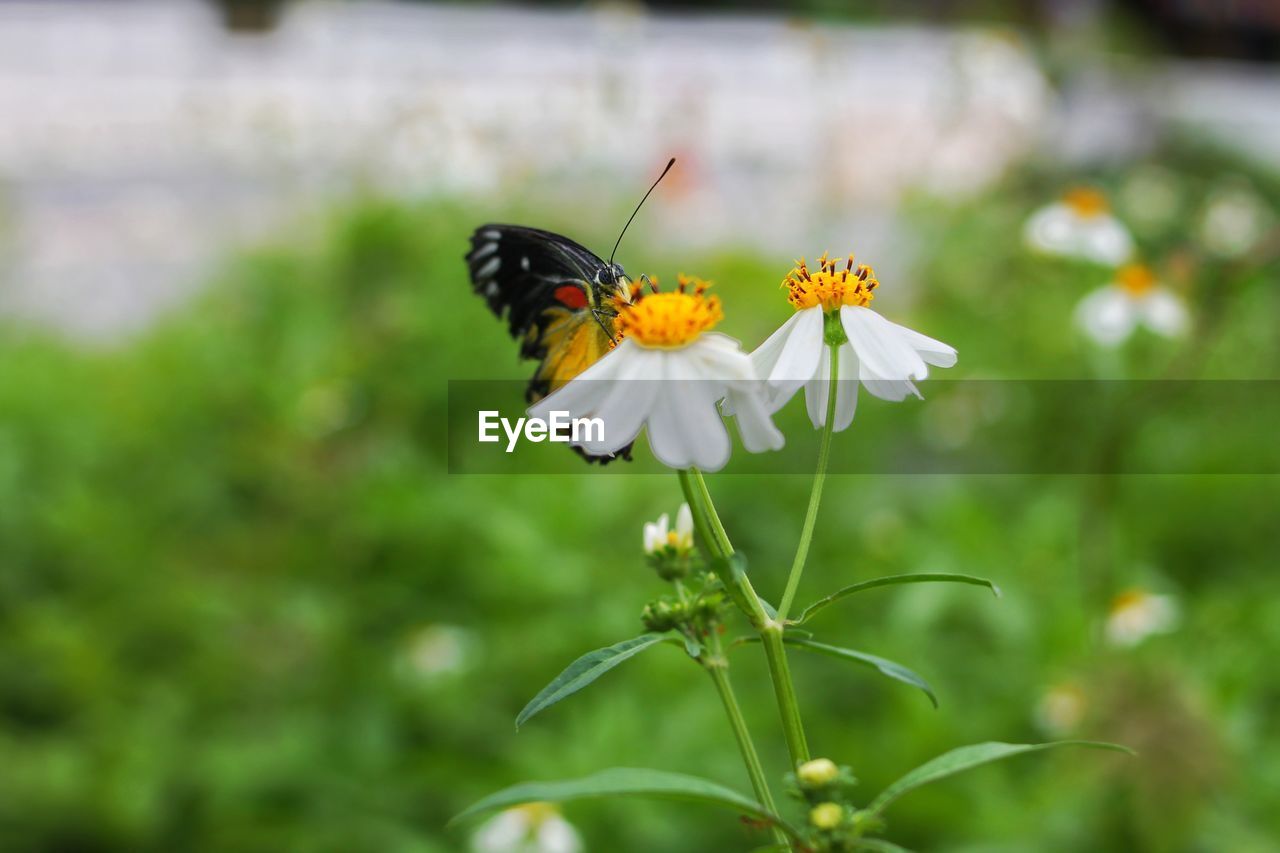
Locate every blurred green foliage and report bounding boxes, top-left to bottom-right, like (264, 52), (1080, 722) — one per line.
(1, 140), (1278, 852)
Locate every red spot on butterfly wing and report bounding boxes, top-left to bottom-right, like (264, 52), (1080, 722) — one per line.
(554, 285), (589, 309)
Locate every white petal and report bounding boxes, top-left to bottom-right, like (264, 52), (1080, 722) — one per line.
(1138, 289), (1189, 338)
(642, 521), (659, 553)
(841, 306), (929, 381)
(757, 306), (819, 384)
(644, 355), (732, 471)
(725, 381), (786, 453)
(675, 503), (693, 539)
(1075, 287), (1137, 347)
(536, 816), (583, 853)
(1023, 203), (1077, 254)
(749, 310), (807, 377)
(569, 346), (663, 455)
(471, 810), (528, 853)
(527, 339), (637, 422)
(802, 342), (859, 430)
(691, 333), (758, 381)
(885, 323), (958, 368)
(1081, 216), (1135, 265)
(688, 334), (758, 417)
(860, 375), (921, 402)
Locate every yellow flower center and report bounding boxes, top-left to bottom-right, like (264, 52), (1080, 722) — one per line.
(1109, 588), (1149, 614)
(783, 252), (878, 311)
(1063, 187), (1109, 218)
(613, 275), (722, 348)
(513, 802), (560, 828)
(1115, 263), (1156, 296)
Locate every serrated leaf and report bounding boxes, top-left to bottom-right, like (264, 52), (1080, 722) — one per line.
(867, 741), (1135, 817)
(449, 767), (801, 839)
(797, 573), (1001, 625)
(516, 634), (668, 729)
(784, 638), (938, 707)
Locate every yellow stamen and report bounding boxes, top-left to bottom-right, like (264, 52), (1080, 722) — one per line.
(1063, 187), (1109, 218)
(1115, 263), (1156, 296)
(782, 253), (878, 311)
(613, 274), (722, 348)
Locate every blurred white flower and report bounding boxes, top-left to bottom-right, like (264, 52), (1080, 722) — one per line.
(527, 276), (783, 472)
(1105, 588), (1179, 647)
(1199, 180), (1274, 258)
(1024, 188), (1134, 265)
(1035, 681), (1087, 735)
(643, 503), (693, 556)
(471, 803), (583, 853)
(1075, 264), (1188, 347)
(749, 254), (956, 431)
(401, 624), (474, 680)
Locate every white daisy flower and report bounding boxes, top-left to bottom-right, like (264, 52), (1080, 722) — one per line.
(643, 503), (693, 556)
(1034, 681), (1087, 735)
(1199, 180), (1273, 258)
(396, 624), (474, 683)
(527, 276), (783, 472)
(1024, 187), (1134, 265)
(1075, 263), (1188, 347)
(471, 803), (583, 853)
(1105, 588), (1179, 647)
(748, 253), (956, 431)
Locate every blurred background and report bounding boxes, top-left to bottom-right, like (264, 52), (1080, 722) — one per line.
(1, 0), (1279, 851)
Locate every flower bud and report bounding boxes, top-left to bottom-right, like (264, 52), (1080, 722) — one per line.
(641, 599), (682, 633)
(797, 758), (840, 788)
(809, 802), (845, 830)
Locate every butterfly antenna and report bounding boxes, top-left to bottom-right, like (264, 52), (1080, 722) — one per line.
(609, 157), (675, 266)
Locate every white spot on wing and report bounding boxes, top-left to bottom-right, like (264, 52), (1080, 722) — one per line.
(472, 242), (498, 259)
(521, 256), (530, 271)
(481, 229), (502, 240)
(477, 257), (500, 279)
(485, 282), (499, 296)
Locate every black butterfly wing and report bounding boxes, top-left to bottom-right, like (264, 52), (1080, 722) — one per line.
(465, 224), (633, 464)
(466, 224), (608, 358)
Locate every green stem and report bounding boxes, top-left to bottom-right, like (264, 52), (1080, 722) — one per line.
(678, 468), (811, 767)
(703, 635), (789, 847)
(776, 341), (839, 623)
(760, 623), (811, 764)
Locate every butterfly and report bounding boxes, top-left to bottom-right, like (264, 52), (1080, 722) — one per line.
(465, 160), (674, 462)
(466, 224), (630, 405)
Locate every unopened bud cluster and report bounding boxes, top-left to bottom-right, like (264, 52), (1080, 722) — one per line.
(788, 758), (879, 852)
(641, 593), (723, 634)
(639, 503), (726, 658)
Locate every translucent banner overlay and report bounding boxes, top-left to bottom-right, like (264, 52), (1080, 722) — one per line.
(445, 380), (1280, 475)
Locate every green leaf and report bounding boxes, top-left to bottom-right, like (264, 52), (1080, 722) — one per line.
(449, 767), (800, 839)
(515, 634), (668, 729)
(867, 741), (1135, 817)
(857, 839), (915, 853)
(784, 638), (938, 708)
(797, 573), (1001, 625)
